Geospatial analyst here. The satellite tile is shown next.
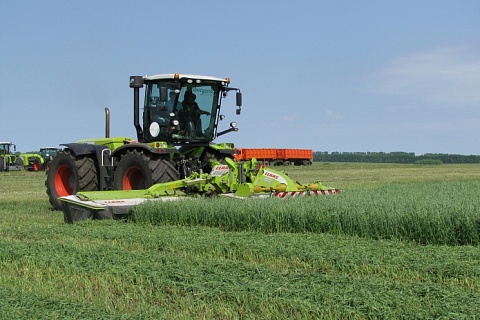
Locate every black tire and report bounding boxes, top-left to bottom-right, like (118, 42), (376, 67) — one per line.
(15, 156), (24, 167)
(0, 157), (4, 171)
(200, 149), (233, 173)
(45, 150), (99, 210)
(113, 149), (179, 190)
(28, 156), (41, 171)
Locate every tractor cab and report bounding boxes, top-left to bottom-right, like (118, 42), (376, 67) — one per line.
(39, 147), (61, 162)
(0, 142), (15, 155)
(130, 74), (242, 145)
(0, 142), (24, 172)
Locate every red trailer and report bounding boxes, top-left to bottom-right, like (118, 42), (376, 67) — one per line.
(234, 148), (313, 166)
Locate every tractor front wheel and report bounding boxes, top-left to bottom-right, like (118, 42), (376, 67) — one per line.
(46, 150), (99, 210)
(29, 157), (41, 171)
(113, 150), (179, 190)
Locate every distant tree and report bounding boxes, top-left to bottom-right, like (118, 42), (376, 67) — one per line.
(314, 151), (480, 163)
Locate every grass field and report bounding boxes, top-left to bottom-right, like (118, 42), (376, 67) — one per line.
(1, 163), (479, 319)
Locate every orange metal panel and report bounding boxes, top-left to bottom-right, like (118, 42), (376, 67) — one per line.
(233, 148), (312, 161)
(243, 148), (277, 160)
(282, 149), (313, 160)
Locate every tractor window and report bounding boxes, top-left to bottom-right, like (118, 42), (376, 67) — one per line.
(0, 144), (9, 154)
(142, 80), (221, 143)
(144, 84), (173, 140)
(147, 84), (167, 109)
(176, 85), (218, 139)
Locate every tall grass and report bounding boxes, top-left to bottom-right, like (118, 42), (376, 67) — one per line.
(132, 181), (480, 245)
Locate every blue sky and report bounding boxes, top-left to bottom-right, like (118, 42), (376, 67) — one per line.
(1, 1), (479, 155)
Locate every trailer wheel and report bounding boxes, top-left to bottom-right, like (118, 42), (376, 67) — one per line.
(46, 150), (99, 210)
(113, 149), (179, 190)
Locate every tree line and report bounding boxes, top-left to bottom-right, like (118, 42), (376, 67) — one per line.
(314, 151), (480, 164)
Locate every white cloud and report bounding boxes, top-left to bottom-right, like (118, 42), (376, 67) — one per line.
(373, 45), (480, 106)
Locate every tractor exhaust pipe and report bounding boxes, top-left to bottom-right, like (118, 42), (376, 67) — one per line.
(105, 107), (110, 138)
(130, 76), (144, 142)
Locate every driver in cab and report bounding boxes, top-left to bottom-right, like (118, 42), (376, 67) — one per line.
(178, 90), (210, 136)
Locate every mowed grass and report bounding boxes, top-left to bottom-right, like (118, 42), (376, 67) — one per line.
(1, 163), (479, 319)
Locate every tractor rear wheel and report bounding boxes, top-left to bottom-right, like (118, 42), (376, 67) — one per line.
(113, 149), (179, 190)
(46, 150), (99, 210)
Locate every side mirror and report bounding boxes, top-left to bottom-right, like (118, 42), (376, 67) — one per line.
(236, 91), (242, 107)
(129, 76), (143, 88)
(160, 86), (168, 102)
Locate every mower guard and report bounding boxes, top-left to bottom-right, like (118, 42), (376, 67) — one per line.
(61, 195), (183, 223)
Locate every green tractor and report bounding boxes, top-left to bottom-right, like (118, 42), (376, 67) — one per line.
(46, 73), (243, 210)
(20, 147), (61, 171)
(0, 142), (24, 172)
(38, 147), (61, 171)
(39, 147), (61, 164)
(19, 153), (44, 171)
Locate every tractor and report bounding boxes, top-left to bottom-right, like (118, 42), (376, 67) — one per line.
(46, 73), (340, 222)
(46, 73), (243, 210)
(0, 142), (24, 172)
(38, 147), (61, 170)
(20, 152), (45, 171)
(20, 147), (61, 171)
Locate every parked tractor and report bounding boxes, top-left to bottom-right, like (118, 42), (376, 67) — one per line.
(45, 73), (339, 222)
(38, 147), (61, 170)
(19, 153), (44, 171)
(20, 147), (61, 171)
(0, 142), (24, 172)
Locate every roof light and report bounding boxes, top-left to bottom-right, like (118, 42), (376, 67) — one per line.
(225, 77), (230, 84)
(174, 73), (180, 79)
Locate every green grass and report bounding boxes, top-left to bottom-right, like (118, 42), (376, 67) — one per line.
(133, 180), (480, 245)
(1, 164), (480, 319)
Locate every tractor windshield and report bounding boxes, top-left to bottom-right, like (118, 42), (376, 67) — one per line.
(0, 143), (11, 155)
(144, 80), (221, 144)
(40, 148), (59, 160)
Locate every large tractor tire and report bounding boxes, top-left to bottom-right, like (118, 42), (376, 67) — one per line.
(113, 149), (179, 190)
(46, 150), (99, 210)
